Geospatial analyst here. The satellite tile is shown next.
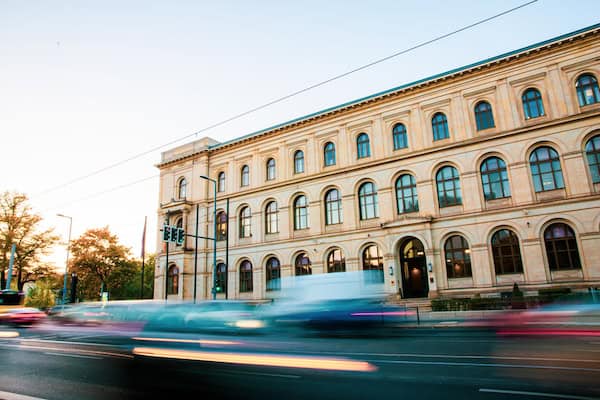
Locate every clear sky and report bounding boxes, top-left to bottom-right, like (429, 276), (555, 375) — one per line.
(1, 0), (599, 266)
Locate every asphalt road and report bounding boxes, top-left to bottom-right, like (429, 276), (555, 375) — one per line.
(0, 325), (599, 400)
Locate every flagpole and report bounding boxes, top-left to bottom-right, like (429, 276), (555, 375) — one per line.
(140, 216), (147, 299)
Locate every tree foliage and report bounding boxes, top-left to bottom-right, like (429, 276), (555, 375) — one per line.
(25, 278), (59, 310)
(0, 192), (60, 290)
(70, 227), (140, 301)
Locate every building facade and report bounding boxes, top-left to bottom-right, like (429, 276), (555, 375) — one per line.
(155, 24), (600, 301)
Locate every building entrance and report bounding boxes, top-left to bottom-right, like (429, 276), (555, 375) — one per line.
(399, 237), (429, 298)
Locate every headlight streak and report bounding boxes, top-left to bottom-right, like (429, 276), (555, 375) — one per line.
(132, 337), (240, 346)
(132, 347), (377, 372)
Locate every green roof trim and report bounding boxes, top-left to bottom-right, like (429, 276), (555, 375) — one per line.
(208, 22), (600, 151)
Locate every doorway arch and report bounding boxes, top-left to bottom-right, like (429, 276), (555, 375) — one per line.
(399, 237), (429, 298)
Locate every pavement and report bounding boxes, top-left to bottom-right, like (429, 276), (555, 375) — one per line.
(0, 320), (599, 400)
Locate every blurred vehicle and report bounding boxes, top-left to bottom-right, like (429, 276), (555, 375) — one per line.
(0, 290), (25, 311)
(142, 301), (264, 335)
(259, 271), (415, 334)
(0, 307), (46, 326)
(488, 300), (600, 336)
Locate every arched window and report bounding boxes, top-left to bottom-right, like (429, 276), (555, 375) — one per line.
(395, 174), (418, 214)
(362, 245), (384, 283)
(265, 257), (281, 291)
(241, 165), (250, 187)
(358, 182), (378, 220)
(357, 133), (371, 159)
(324, 142), (336, 166)
(216, 211), (228, 241)
(432, 112), (449, 141)
(444, 235), (472, 278)
(239, 206), (251, 238)
(327, 248), (346, 273)
(522, 88), (545, 119)
(177, 178), (187, 200)
(215, 263), (227, 294)
(529, 147), (564, 192)
(474, 101), (495, 131)
(491, 229), (523, 275)
(325, 189), (342, 225)
(239, 260), (253, 292)
(392, 123), (408, 150)
(576, 74), (600, 106)
(544, 223), (581, 271)
(293, 195), (309, 230)
(294, 150), (305, 174)
(481, 157), (511, 200)
(218, 172), (226, 192)
(585, 135), (600, 183)
(295, 253), (312, 276)
(266, 158), (276, 181)
(167, 264), (179, 295)
(436, 166), (462, 207)
(265, 201), (278, 234)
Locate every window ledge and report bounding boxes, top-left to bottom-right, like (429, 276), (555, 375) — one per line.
(438, 204), (463, 216)
(535, 188), (566, 202)
(447, 277), (473, 289)
(495, 273), (524, 285)
(550, 269), (583, 281)
(485, 196), (512, 210)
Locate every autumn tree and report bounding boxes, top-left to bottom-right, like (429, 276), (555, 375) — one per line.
(0, 192), (59, 290)
(69, 227), (137, 301)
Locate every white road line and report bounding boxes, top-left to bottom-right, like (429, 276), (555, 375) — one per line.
(43, 352), (102, 360)
(231, 370), (302, 379)
(369, 359), (600, 372)
(316, 351), (600, 364)
(479, 388), (600, 399)
(0, 390), (48, 400)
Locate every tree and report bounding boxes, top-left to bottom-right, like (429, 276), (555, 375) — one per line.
(109, 254), (155, 300)
(70, 227), (135, 301)
(0, 192), (60, 290)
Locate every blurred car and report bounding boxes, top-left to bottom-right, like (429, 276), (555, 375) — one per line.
(0, 307), (46, 326)
(142, 301), (265, 335)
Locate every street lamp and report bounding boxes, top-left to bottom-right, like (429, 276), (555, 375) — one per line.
(56, 214), (72, 307)
(199, 175), (218, 300)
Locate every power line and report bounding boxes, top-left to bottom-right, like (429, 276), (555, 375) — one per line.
(34, 0), (537, 198)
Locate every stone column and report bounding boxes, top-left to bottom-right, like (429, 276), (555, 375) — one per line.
(461, 171), (483, 213)
(470, 244), (493, 288)
(521, 238), (549, 284)
(417, 180), (436, 217)
(562, 151), (592, 196)
(509, 162), (534, 206)
(580, 233), (600, 279)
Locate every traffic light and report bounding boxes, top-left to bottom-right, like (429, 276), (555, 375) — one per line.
(162, 225), (171, 242)
(176, 228), (185, 245)
(170, 226), (178, 243)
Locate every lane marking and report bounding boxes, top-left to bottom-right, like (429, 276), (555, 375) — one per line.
(43, 352), (102, 360)
(315, 351), (600, 364)
(0, 391), (48, 400)
(0, 342), (133, 359)
(479, 388), (600, 399)
(227, 370), (301, 379)
(368, 359), (600, 372)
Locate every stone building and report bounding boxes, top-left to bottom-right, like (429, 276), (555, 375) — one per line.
(155, 23), (600, 301)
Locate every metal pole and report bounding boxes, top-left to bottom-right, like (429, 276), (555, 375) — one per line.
(5, 243), (16, 290)
(225, 198), (229, 300)
(212, 179), (217, 300)
(193, 203), (199, 303)
(57, 214), (72, 307)
(140, 216), (147, 299)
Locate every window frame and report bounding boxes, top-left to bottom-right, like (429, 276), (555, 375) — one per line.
(474, 101), (495, 131)
(327, 248), (346, 273)
(358, 182), (379, 220)
(295, 253), (312, 276)
(239, 260), (253, 293)
(167, 264), (179, 295)
(265, 201), (278, 234)
(444, 235), (472, 279)
(392, 123), (408, 150)
(491, 229), (523, 275)
(241, 165), (250, 187)
(576, 73), (600, 107)
(585, 135), (600, 184)
(544, 223), (581, 271)
(529, 146), (564, 193)
(324, 142), (336, 167)
(324, 188), (342, 225)
(432, 112), (449, 141)
(480, 157), (511, 200)
(216, 211), (228, 241)
(356, 133), (371, 159)
(395, 174), (418, 214)
(436, 166), (462, 208)
(293, 150), (305, 174)
(239, 206), (252, 238)
(293, 195), (309, 230)
(266, 158), (276, 181)
(265, 257), (281, 291)
(177, 178), (187, 200)
(362, 245), (384, 283)
(522, 88), (545, 119)
(217, 172), (226, 192)
(216, 262), (227, 294)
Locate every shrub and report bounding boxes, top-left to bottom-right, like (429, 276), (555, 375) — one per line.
(25, 281), (56, 310)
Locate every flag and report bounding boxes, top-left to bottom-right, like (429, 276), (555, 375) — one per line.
(141, 216), (147, 259)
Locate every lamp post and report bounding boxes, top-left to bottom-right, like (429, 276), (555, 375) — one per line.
(199, 175), (217, 300)
(56, 213), (72, 306)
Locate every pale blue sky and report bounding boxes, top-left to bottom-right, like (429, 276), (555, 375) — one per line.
(1, 0), (599, 263)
